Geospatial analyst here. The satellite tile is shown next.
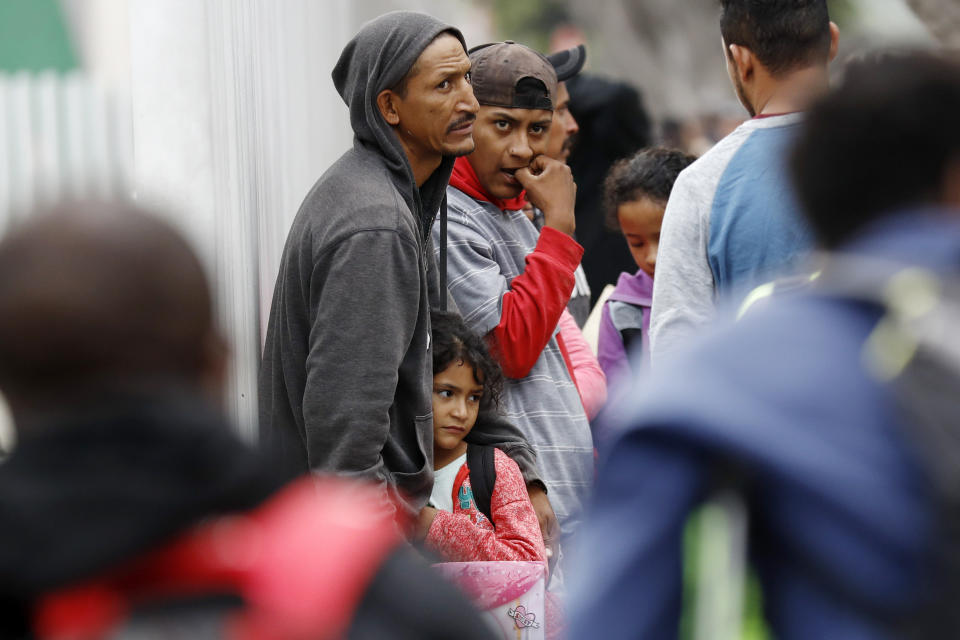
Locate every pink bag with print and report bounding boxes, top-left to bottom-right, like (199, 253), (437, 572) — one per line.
(433, 561), (546, 639)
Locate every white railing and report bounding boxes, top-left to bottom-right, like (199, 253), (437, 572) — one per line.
(0, 72), (132, 454)
(0, 71), (132, 230)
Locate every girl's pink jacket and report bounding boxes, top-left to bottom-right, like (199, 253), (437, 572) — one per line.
(425, 448), (546, 563)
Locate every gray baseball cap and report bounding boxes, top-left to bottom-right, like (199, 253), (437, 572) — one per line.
(468, 41), (558, 110)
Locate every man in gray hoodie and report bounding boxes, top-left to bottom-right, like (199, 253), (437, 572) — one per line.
(259, 11), (548, 532)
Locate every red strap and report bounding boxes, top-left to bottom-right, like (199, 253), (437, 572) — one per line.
(452, 462), (471, 508)
(752, 111), (800, 119)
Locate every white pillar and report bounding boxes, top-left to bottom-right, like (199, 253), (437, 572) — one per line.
(127, 0), (353, 439)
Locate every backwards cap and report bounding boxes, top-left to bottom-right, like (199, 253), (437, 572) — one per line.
(547, 44), (587, 82)
(468, 41), (558, 111)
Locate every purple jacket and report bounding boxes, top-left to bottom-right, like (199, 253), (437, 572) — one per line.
(597, 269), (653, 397)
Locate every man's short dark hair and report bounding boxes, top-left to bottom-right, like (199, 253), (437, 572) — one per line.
(720, 0), (832, 76)
(791, 51), (960, 249)
(603, 147), (697, 232)
(0, 201), (217, 407)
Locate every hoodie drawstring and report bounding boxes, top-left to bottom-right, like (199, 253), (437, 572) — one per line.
(440, 193), (448, 312)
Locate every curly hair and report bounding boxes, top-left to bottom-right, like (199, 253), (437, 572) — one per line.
(603, 147), (696, 232)
(430, 310), (504, 411)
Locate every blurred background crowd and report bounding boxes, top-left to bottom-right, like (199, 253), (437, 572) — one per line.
(0, 0), (950, 451)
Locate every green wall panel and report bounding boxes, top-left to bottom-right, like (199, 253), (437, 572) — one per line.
(0, 0), (77, 72)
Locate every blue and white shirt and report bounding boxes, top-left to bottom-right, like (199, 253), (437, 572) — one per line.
(650, 114), (813, 364)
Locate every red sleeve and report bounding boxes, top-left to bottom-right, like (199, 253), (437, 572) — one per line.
(424, 450), (547, 564)
(489, 227), (584, 378)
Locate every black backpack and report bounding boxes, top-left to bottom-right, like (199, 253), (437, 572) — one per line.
(694, 256), (960, 639)
(816, 254), (960, 637)
(466, 443), (497, 526)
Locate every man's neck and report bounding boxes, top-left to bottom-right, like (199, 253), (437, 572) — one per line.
(753, 66), (830, 117)
(395, 132), (442, 187)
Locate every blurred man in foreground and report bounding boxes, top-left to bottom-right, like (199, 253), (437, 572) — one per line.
(568, 52), (960, 639)
(0, 202), (491, 639)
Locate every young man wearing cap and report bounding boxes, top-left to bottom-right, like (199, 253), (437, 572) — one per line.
(434, 42), (594, 557)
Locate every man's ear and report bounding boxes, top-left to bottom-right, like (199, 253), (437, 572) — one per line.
(729, 43), (754, 84)
(828, 21), (840, 62)
(377, 89), (401, 127)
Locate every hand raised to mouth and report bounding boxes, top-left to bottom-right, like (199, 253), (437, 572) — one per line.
(516, 155), (577, 237)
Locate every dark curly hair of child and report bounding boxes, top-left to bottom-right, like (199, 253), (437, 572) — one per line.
(430, 310), (504, 411)
(603, 147), (697, 232)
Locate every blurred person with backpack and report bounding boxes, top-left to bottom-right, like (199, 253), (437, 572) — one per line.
(597, 147), (697, 399)
(0, 202), (493, 639)
(567, 51), (960, 639)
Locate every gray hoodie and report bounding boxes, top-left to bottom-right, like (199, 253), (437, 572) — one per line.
(258, 11), (540, 519)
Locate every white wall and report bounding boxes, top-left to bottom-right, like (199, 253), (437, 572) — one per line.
(121, 0), (355, 438)
(51, 0), (491, 441)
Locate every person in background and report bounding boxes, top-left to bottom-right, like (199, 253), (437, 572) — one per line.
(564, 68), (653, 306)
(0, 202), (493, 640)
(568, 51), (960, 640)
(649, 0), (839, 365)
(524, 43), (606, 420)
(597, 147), (696, 397)
(259, 11), (553, 539)
(527, 44), (592, 327)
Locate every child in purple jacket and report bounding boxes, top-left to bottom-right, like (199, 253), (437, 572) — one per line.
(598, 148), (696, 396)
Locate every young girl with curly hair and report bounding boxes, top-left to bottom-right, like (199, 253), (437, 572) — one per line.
(415, 310), (546, 564)
(599, 147), (696, 395)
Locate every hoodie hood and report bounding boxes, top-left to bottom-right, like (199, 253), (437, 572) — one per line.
(332, 11), (467, 227)
(610, 269), (654, 307)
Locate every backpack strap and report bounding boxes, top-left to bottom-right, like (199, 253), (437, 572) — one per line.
(466, 443), (497, 526)
(439, 192), (448, 312)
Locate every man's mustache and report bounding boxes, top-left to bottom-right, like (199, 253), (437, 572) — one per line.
(447, 115), (477, 132)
